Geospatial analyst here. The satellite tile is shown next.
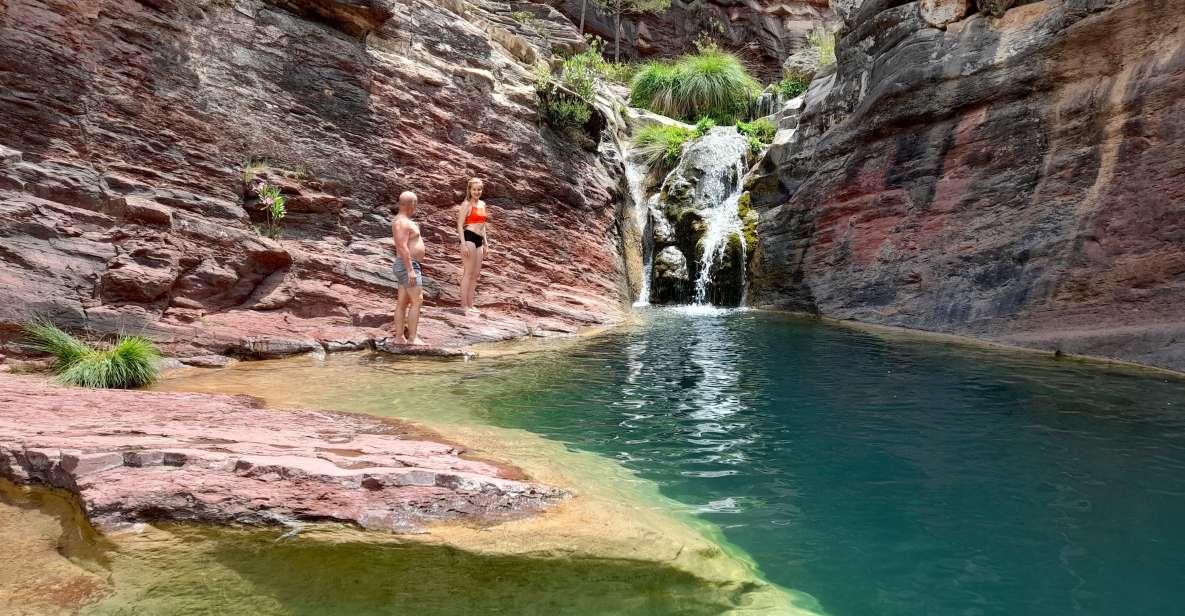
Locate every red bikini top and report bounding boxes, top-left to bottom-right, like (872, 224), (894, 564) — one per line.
(464, 201), (488, 225)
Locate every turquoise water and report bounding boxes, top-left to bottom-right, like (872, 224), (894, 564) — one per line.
(464, 309), (1185, 615)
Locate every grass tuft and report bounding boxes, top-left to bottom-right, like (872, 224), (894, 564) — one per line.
(774, 75), (809, 99)
(629, 50), (761, 123)
(23, 321), (160, 388)
(633, 124), (694, 169)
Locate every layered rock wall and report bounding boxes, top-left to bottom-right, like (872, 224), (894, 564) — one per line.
(0, 0), (628, 358)
(550, 0), (832, 80)
(749, 0), (1185, 370)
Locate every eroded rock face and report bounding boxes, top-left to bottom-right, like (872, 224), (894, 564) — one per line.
(748, 0), (1185, 371)
(552, 0), (833, 81)
(0, 374), (565, 531)
(0, 0), (627, 359)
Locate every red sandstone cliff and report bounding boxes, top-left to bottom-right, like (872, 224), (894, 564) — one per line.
(0, 0), (628, 360)
(749, 0), (1185, 370)
(549, 0), (832, 80)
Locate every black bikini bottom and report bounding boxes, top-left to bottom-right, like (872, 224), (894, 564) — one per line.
(464, 229), (485, 249)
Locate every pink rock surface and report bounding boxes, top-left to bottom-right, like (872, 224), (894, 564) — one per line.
(0, 374), (565, 532)
(0, 0), (628, 360)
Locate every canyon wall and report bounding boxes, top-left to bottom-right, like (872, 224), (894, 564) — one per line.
(549, 0), (832, 80)
(749, 0), (1185, 370)
(0, 0), (629, 359)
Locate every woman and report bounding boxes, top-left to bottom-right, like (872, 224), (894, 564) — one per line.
(456, 177), (489, 314)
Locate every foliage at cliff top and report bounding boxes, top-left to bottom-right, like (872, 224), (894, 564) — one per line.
(629, 48), (761, 124)
(23, 320), (160, 389)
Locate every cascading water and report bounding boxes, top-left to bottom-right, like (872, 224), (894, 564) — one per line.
(624, 157), (653, 307)
(692, 158), (746, 304)
(626, 125), (754, 307)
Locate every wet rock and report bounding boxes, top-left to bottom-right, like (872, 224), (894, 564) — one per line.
(0, 374), (566, 531)
(660, 128), (749, 217)
(651, 246), (691, 305)
(650, 206), (676, 246)
(179, 355), (233, 368)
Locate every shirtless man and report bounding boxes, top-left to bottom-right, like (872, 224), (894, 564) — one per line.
(391, 191), (426, 345)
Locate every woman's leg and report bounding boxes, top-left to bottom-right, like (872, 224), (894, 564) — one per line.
(461, 241), (478, 309)
(464, 246), (478, 310)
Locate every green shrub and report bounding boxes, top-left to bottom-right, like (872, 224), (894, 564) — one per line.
(23, 320), (160, 388)
(253, 181), (287, 240)
(602, 62), (640, 85)
(633, 124), (694, 168)
(629, 49), (760, 123)
(736, 118), (777, 144)
(744, 135), (763, 156)
(809, 27), (836, 67)
(693, 117), (716, 137)
(535, 42), (606, 132)
(542, 97), (593, 129)
(775, 75), (809, 99)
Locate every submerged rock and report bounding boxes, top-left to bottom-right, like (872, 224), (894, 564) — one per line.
(0, 374), (566, 532)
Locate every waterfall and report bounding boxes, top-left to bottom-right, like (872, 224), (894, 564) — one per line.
(624, 157), (653, 306)
(692, 157), (746, 304)
(626, 124), (752, 308)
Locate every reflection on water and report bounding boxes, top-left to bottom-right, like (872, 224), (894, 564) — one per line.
(153, 309), (1185, 616)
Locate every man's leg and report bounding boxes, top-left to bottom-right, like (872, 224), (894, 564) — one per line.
(393, 287), (409, 343)
(405, 287), (425, 345)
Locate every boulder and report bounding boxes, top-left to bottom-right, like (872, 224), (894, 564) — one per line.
(651, 246), (691, 305)
(782, 45), (822, 81)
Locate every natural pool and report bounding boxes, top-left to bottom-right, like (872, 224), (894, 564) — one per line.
(20, 308), (1185, 615)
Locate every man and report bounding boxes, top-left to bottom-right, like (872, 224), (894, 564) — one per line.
(391, 190), (426, 345)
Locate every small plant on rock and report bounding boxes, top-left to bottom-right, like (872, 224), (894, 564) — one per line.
(535, 40), (608, 134)
(775, 75), (809, 99)
(633, 124), (693, 169)
(809, 26), (836, 67)
(694, 117), (716, 138)
(23, 319), (160, 389)
(253, 180), (287, 240)
(737, 118), (777, 144)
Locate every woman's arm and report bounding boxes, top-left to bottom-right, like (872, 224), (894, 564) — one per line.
(457, 201), (470, 255)
(481, 201), (490, 256)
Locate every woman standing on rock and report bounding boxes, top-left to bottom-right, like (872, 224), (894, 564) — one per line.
(457, 177), (489, 314)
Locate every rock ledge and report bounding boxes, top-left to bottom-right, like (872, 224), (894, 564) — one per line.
(0, 374), (565, 532)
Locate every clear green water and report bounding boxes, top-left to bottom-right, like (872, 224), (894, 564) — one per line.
(151, 308), (1185, 615)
